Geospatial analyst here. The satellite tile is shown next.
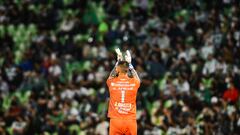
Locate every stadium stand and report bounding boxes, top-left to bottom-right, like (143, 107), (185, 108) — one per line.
(0, 0), (240, 134)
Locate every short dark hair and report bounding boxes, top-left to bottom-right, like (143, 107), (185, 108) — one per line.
(117, 61), (129, 73)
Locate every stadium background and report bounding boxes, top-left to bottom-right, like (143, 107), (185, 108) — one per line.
(0, 0), (240, 134)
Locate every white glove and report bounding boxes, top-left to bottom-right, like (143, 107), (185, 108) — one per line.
(125, 50), (132, 63)
(115, 48), (123, 61)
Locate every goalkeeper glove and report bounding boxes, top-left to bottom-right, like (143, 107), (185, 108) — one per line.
(115, 48), (123, 61)
(125, 50), (131, 63)
(125, 50), (134, 69)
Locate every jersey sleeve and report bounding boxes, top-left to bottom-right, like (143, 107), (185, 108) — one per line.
(106, 78), (113, 87)
(134, 78), (140, 89)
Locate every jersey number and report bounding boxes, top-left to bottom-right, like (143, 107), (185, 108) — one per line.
(121, 90), (125, 103)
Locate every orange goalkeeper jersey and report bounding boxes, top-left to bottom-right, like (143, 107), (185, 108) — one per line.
(107, 75), (140, 120)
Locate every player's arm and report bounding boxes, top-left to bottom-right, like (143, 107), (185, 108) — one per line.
(128, 65), (140, 82)
(108, 62), (119, 79)
(125, 50), (141, 82)
(108, 48), (123, 80)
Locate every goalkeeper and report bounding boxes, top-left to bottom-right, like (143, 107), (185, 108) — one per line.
(106, 48), (141, 135)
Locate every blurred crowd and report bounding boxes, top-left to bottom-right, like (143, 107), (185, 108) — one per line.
(0, 0), (240, 134)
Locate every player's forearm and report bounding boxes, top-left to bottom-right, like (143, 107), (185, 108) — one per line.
(130, 69), (140, 81)
(129, 64), (140, 81)
(109, 67), (118, 77)
(108, 62), (118, 78)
